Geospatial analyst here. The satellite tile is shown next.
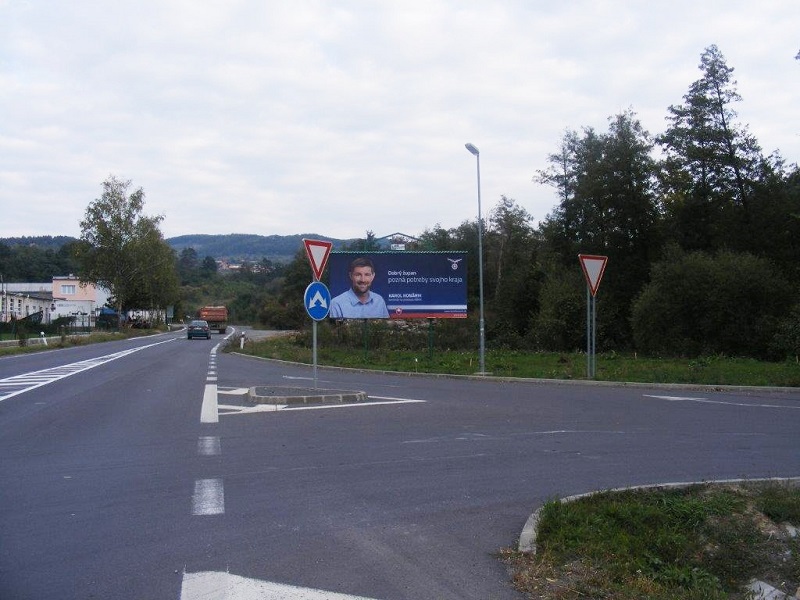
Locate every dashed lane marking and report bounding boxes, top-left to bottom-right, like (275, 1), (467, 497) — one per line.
(198, 436), (221, 456)
(191, 478), (224, 516)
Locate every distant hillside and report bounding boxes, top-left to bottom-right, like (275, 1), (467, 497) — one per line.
(0, 235), (78, 250)
(1, 233), (356, 263)
(166, 233), (351, 262)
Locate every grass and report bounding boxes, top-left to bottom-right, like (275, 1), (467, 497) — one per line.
(234, 334), (800, 387)
(0, 329), (164, 356)
(501, 481), (800, 600)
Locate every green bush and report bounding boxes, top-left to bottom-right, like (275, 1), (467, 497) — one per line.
(528, 270), (585, 352)
(631, 248), (794, 358)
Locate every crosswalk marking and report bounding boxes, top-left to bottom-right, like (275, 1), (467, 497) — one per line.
(0, 339), (175, 402)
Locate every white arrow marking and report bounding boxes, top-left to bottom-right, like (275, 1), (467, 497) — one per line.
(218, 387), (250, 395)
(181, 571), (381, 600)
(643, 394), (800, 409)
(308, 290), (328, 309)
(644, 394), (706, 402)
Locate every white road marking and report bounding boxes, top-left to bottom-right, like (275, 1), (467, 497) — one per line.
(218, 387), (249, 395)
(217, 396), (425, 417)
(218, 403), (284, 415)
(198, 436), (221, 456)
(192, 479), (224, 515)
(0, 339), (175, 402)
(201, 384), (219, 423)
(282, 398), (426, 412)
(181, 571), (381, 600)
(643, 394), (800, 409)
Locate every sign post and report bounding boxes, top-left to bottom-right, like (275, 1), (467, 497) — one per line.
(303, 239), (333, 389)
(578, 254), (608, 379)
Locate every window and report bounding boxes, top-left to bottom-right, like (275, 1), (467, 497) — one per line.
(61, 285), (76, 295)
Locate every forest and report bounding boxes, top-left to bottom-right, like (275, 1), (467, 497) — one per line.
(2, 46), (799, 360)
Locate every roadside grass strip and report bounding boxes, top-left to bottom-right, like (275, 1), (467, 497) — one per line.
(0, 339), (174, 402)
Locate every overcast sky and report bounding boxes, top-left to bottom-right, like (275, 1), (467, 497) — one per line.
(2, 1), (798, 241)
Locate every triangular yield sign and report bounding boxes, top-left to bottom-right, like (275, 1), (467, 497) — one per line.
(578, 254), (608, 297)
(303, 238), (333, 281)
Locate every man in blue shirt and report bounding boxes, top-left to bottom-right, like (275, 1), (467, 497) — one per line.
(329, 257), (389, 319)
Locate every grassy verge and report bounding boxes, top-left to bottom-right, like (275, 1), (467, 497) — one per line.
(0, 329), (166, 357)
(234, 334), (800, 387)
(501, 481), (800, 600)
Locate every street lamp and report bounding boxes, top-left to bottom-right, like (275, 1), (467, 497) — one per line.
(465, 142), (486, 375)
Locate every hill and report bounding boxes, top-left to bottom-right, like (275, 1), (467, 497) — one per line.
(0, 234), (354, 264)
(166, 233), (352, 262)
(0, 235), (78, 250)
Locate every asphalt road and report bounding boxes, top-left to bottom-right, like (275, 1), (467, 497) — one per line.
(1, 329), (799, 599)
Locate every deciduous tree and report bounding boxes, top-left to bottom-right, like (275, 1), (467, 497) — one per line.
(76, 176), (179, 320)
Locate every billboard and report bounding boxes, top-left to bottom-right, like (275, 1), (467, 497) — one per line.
(328, 251), (468, 319)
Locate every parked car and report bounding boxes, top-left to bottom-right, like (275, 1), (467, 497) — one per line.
(187, 320), (211, 340)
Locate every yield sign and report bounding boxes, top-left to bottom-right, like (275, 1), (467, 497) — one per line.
(578, 254), (608, 297)
(303, 238), (333, 281)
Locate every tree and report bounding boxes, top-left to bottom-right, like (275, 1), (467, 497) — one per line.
(76, 176), (179, 320)
(657, 45), (766, 252)
(177, 248), (199, 284)
(200, 255), (218, 278)
(483, 196), (540, 345)
(536, 110), (660, 347)
(343, 231), (381, 251)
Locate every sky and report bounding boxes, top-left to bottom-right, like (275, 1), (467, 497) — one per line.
(2, 1), (799, 241)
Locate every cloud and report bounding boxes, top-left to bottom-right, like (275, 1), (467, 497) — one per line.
(1, 0), (799, 240)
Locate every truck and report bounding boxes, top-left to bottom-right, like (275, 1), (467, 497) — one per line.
(198, 306), (228, 333)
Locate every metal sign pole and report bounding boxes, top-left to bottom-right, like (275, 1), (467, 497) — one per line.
(589, 296), (597, 379)
(312, 320), (318, 389)
(586, 284), (591, 378)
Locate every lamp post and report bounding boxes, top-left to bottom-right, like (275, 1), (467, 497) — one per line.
(465, 142), (486, 375)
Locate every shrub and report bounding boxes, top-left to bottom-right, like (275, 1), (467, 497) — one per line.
(631, 248), (793, 358)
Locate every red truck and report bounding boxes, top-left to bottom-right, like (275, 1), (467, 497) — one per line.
(198, 306), (228, 333)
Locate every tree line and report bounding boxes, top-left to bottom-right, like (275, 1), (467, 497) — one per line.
(2, 46), (798, 359)
(425, 45), (799, 359)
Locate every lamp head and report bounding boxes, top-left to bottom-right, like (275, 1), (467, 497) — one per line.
(465, 143), (479, 156)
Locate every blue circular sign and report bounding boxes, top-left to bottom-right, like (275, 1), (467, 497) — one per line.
(304, 281), (331, 321)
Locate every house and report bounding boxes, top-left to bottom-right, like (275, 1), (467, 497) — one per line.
(50, 275), (111, 324)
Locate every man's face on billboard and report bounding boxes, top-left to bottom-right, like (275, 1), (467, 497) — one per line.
(349, 265), (375, 296)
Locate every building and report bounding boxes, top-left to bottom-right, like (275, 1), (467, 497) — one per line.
(0, 276), (110, 325)
(0, 289), (54, 323)
(50, 275), (111, 324)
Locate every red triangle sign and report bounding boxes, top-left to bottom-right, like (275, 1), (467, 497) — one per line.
(303, 238), (333, 281)
(578, 254), (608, 297)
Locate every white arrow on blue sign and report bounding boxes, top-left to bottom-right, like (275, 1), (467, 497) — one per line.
(304, 281), (331, 321)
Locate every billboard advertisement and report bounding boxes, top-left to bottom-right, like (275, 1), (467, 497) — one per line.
(328, 251), (468, 319)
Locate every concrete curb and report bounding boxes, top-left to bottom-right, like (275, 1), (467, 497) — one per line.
(248, 385), (367, 406)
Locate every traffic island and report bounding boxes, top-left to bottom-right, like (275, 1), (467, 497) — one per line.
(248, 386), (367, 406)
